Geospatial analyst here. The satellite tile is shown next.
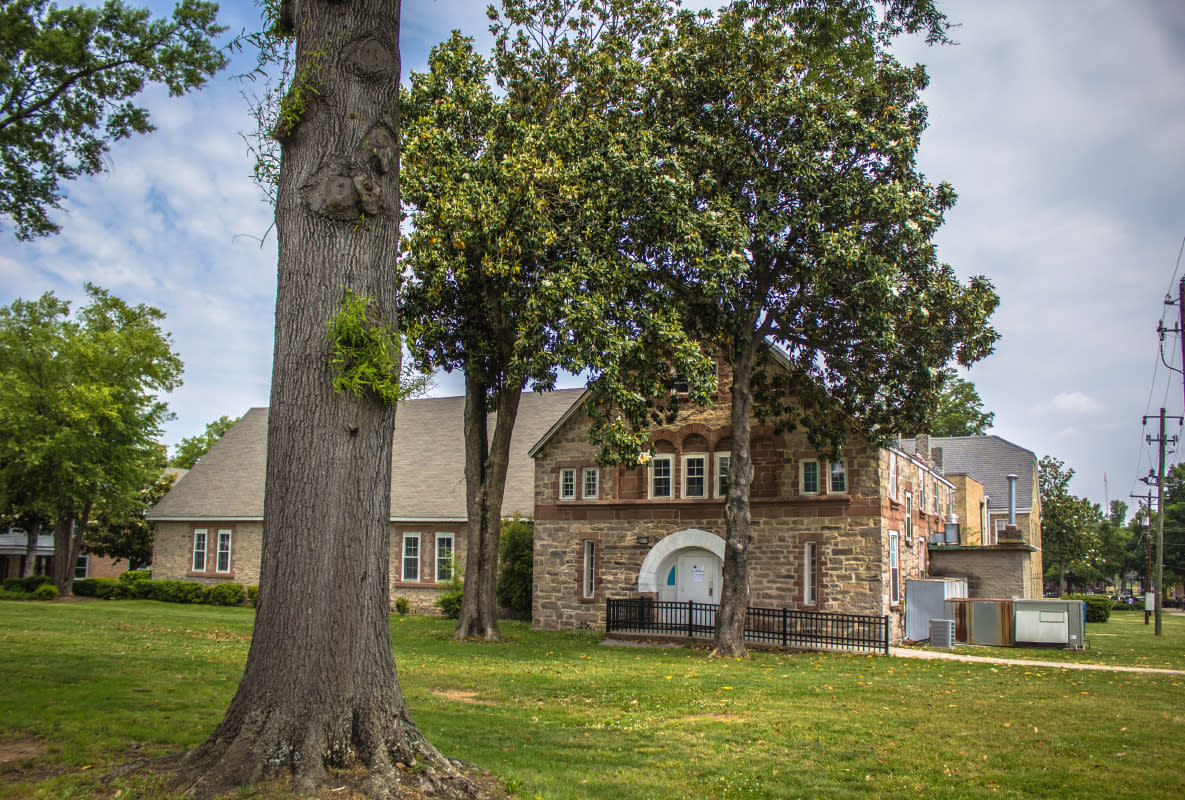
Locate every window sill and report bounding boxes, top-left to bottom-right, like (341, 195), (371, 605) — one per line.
(187, 571), (235, 579)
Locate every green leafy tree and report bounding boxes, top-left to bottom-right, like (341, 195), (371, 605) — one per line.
(0, 0), (227, 239)
(85, 448), (176, 569)
(929, 367), (995, 436)
(1039, 455), (1102, 595)
(1094, 500), (1134, 590)
(1160, 464), (1185, 587)
(618, 0), (998, 656)
(0, 286), (183, 595)
(169, 415), (239, 469)
(400, 1), (702, 642)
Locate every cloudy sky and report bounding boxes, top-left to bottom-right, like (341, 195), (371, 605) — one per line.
(1, 0), (1182, 511)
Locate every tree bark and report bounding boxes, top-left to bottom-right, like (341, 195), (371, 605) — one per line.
(712, 336), (760, 658)
(455, 378), (522, 641)
(22, 528), (36, 578)
(51, 504), (88, 595)
(176, 1), (478, 797)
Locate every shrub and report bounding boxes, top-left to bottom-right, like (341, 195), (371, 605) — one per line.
(394, 597), (410, 615)
(119, 569), (151, 586)
(73, 578), (122, 599)
(205, 583), (246, 606)
(1065, 594), (1111, 623)
(435, 558), (463, 619)
(246, 585), (259, 606)
(21, 575), (52, 593)
(497, 515), (533, 620)
(33, 583), (58, 601)
(3, 577), (24, 591)
(139, 579), (209, 604)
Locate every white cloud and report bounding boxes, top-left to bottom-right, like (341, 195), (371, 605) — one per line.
(1048, 392), (1105, 416)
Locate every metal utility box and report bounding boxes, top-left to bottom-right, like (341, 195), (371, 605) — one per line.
(905, 578), (967, 641)
(929, 619), (956, 649)
(1014, 599), (1086, 649)
(945, 598), (1016, 646)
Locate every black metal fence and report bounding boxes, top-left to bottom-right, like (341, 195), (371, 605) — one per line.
(606, 598), (889, 655)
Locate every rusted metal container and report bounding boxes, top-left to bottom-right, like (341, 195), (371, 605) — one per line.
(944, 598), (1015, 646)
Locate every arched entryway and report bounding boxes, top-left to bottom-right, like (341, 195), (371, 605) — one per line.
(637, 528), (725, 604)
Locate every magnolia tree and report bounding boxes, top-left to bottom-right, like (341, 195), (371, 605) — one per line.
(612, 0), (1000, 657)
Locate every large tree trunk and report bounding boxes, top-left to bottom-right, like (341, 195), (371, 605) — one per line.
(455, 379), (522, 641)
(712, 337), (760, 658)
(51, 505), (88, 595)
(176, 2), (476, 797)
(22, 528), (37, 578)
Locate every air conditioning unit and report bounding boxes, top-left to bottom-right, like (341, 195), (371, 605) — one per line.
(929, 619), (955, 649)
(1014, 599), (1085, 649)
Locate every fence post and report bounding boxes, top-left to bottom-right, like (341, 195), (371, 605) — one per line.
(781, 608), (788, 647)
(882, 615), (890, 655)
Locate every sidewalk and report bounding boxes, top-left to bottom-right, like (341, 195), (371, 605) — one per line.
(890, 646), (1185, 676)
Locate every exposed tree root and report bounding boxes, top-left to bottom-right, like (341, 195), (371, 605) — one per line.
(173, 708), (495, 800)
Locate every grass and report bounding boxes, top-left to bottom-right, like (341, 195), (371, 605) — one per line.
(1, 600), (1184, 799)
(901, 609), (1185, 670)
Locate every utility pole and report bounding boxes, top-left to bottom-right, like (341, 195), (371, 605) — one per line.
(1143, 408), (1181, 636)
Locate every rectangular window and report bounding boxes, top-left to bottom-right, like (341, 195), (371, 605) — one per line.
(904, 492), (913, 543)
(888, 452), (897, 500)
(583, 540), (595, 599)
(192, 529), (207, 572)
(650, 456), (673, 498)
(74, 555), (89, 580)
(829, 460), (847, 494)
(889, 531), (900, 605)
(683, 455), (707, 498)
(435, 533), (454, 582)
(559, 468), (576, 500)
(714, 453), (730, 498)
(919, 481), (926, 516)
(582, 467), (598, 500)
(800, 459), (819, 495)
(402, 533), (420, 582)
(804, 542), (818, 606)
(216, 529), (232, 573)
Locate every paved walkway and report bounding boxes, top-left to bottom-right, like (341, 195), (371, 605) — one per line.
(889, 647), (1185, 676)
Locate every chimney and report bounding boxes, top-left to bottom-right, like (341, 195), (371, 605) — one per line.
(914, 433), (931, 464)
(931, 446), (943, 473)
(998, 473), (1023, 543)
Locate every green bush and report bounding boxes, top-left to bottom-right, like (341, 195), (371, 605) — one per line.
(205, 583), (246, 606)
(246, 585), (259, 607)
(73, 578), (122, 599)
(394, 596), (410, 615)
(3, 577), (24, 591)
(119, 569), (151, 586)
(33, 583), (58, 601)
(497, 515), (533, 620)
(435, 558), (463, 619)
(18, 575), (52, 593)
(139, 580), (209, 604)
(1065, 595), (1111, 623)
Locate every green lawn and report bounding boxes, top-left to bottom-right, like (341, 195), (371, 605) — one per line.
(2, 600), (1184, 799)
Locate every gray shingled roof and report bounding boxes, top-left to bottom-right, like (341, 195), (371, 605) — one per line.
(900, 435), (1038, 512)
(147, 389), (585, 522)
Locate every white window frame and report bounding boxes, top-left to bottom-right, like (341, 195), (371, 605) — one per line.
(919, 480), (926, 516)
(889, 530), (900, 605)
(888, 452), (898, 501)
(559, 468), (577, 500)
(582, 540), (596, 599)
(804, 542), (818, 606)
(192, 528), (208, 572)
(402, 532), (420, 582)
(800, 459), (820, 495)
(714, 452), (730, 498)
(435, 532), (454, 582)
(904, 491), (913, 543)
(75, 555), (89, 580)
(993, 517), (1007, 545)
(581, 467), (598, 500)
(682, 454), (707, 498)
(650, 455), (673, 499)
(215, 529), (232, 573)
(828, 460), (847, 494)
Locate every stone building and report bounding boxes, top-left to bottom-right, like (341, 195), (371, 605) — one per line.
(147, 391), (581, 613)
(530, 386), (955, 643)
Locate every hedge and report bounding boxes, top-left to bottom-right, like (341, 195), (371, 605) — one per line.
(205, 583), (246, 606)
(3, 575), (52, 593)
(1064, 594), (1111, 623)
(33, 583), (58, 601)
